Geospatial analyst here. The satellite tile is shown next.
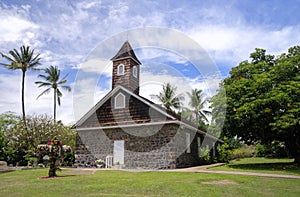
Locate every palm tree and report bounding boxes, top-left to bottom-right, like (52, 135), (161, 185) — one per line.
(35, 66), (71, 121)
(155, 83), (184, 111)
(186, 88), (211, 125)
(0, 46), (41, 125)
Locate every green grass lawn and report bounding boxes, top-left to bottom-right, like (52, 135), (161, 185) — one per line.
(1, 168), (300, 197)
(211, 158), (300, 176)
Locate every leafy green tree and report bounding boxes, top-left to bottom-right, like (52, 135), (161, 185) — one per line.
(208, 87), (227, 137)
(0, 46), (41, 126)
(155, 83), (184, 111)
(35, 66), (71, 121)
(185, 88), (211, 125)
(216, 136), (234, 163)
(210, 46), (300, 163)
(0, 112), (20, 162)
(4, 114), (75, 166)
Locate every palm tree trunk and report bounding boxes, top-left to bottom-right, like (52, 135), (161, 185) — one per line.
(54, 89), (56, 122)
(21, 71), (27, 128)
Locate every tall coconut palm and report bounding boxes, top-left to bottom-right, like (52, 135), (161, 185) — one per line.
(0, 46), (41, 126)
(35, 66), (71, 121)
(186, 88), (211, 124)
(155, 82), (184, 111)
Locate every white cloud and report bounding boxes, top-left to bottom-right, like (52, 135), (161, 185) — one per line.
(140, 70), (221, 108)
(78, 58), (112, 76)
(76, 0), (100, 10)
(0, 7), (38, 45)
(72, 77), (111, 122)
(1, 0), (299, 125)
(0, 72), (75, 125)
(188, 23), (300, 67)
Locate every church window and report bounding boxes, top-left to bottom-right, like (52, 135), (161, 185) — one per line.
(114, 92), (125, 109)
(117, 64), (124, 76)
(132, 66), (137, 78)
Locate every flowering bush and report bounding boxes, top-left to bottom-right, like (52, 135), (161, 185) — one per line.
(36, 139), (72, 177)
(62, 145), (72, 153)
(37, 144), (50, 152)
(95, 159), (104, 165)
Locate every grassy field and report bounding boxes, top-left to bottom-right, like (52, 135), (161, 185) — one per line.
(1, 168), (300, 197)
(210, 158), (300, 176)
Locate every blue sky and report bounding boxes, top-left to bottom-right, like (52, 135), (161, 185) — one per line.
(0, 0), (299, 124)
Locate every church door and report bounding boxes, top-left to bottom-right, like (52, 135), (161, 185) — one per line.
(113, 140), (124, 165)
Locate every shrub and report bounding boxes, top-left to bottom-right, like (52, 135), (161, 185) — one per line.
(255, 143), (266, 157)
(233, 144), (253, 159)
(199, 147), (211, 164)
(3, 114), (76, 166)
(270, 141), (287, 158)
(254, 141), (288, 158)
(216, 137), (234, 163)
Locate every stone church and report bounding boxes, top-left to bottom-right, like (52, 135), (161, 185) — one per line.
(73, 41), (221, 169)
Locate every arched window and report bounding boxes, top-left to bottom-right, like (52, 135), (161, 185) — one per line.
(117, 64), (124, 76)
(132, 66), (137, 78)
(114, 92), (125, 109)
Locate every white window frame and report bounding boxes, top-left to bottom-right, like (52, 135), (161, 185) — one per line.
(186, 132), (191, 153)
(117, 64), (125, 76)
(132, 66), (137, 78)
(114, 93), (125, 109)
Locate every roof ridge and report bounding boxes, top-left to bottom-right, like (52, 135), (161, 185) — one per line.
(111, 41), (141, 64)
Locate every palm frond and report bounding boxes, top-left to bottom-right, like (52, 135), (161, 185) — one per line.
(58, 79), (67, 85)
(1, 52), (16, 63)
(11, 49), (21, 62)
(61, 85), (71, 92)
(36, 88), (51, 99)
(61, 73), (69, 81)
(56, 89), (62, 106)
(35, 81), (52, 87)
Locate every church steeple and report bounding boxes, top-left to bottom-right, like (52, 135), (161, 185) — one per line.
(111, 41), (141, 95)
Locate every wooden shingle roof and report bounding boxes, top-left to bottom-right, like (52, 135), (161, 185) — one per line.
(111, 41), (141, 64)
(72, 85), (222, 142)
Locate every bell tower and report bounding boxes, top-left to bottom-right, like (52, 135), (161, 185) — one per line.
(111, 41), (141, 95)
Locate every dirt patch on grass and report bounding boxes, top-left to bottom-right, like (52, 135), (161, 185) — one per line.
(62, 168), (98, 175)
(201, 180), (238, 185)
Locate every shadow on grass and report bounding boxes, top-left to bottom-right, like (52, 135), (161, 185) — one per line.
(40, 174), (76, 179)
(227, 162), (300, 175)
(0, 169), (14, 174)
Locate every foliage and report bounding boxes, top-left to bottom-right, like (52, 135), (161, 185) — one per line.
(216, 137), (234, 162)
(155, 82), (184, 111)
(210, 46), (300, 163)
(35, 65), (71, 121)
(255, 141), (288, 158)
(36, 139), (72, 177)
(232, 144), (253, 159)
(199, 146), (211, 164)
(0, 112), (20, 162)
(0, 46), (41, 125)
(183, 88), (211, 128)
(254, 143), (266, 157)
(208, 87), (227, 137)
(2, 113), (75, 166)
(95, 159), (105, 165)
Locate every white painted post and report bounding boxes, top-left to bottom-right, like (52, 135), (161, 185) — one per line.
(106, 156), (113, 168)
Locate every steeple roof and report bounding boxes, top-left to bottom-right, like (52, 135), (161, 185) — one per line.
(111, 41), (141, 64)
